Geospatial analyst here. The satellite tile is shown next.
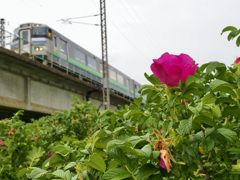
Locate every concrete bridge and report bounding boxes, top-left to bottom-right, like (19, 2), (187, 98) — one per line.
(0, 47), (132, 120)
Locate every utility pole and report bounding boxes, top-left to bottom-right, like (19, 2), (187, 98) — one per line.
(0, 18), (5, 47)
(100, 0), (110, 110)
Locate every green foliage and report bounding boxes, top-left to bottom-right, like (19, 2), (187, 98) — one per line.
(1, 61), (240, 179)
(221, 26), (240, 47)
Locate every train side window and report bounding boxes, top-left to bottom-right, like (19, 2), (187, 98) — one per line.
(87, 56), (97, 70)
(74, 49), (86, 64)
(59, 39), (67, 54)
(54, 36), (57, 47)
(109, 69), (117, 81)
(117, 73), (124, 85)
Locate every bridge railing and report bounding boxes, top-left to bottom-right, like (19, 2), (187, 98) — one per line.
(0, 28), (133, 100)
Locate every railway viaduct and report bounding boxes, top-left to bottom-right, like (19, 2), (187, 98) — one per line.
(0, 47), (133, 120)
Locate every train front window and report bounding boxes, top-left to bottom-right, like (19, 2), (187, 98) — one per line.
(32, 27), (48, 38)
(22, 31), (28, 45)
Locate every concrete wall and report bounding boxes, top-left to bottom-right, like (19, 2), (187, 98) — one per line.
(0, 47), (131, 117)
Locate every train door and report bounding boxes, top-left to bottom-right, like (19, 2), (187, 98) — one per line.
(59, 38), (68, 67)
(19, 29), (31, 55)
(53, 35), (59, 63)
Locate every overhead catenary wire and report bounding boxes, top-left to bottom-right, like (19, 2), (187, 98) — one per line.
(110, 0), (160, 55)
(125, 0), (163, 50)
(58, 14), (100, 26)
(89, 0), (150, 62)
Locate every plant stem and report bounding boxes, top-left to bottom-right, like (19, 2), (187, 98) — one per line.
(125, 165), (137, 180)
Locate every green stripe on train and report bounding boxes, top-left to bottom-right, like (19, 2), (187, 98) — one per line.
(68, 58), (128, 91)
(68, 58), (101, 77)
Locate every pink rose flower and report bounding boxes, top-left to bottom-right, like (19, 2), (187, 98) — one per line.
(151, 52), (198, 87)
(235, 57), (240, 64)
(0, 139), (3, 146)
(49, 153), (53, 158)
(158, 149), (172, 173)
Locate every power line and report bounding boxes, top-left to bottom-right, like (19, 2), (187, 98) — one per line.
(58, 14), (100, 26)
(123, 0), (163, 50)
(112, 0), (160, 55)
(90, 0), (150, 61)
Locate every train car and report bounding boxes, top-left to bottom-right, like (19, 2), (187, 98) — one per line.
(11, 23), (141, 99)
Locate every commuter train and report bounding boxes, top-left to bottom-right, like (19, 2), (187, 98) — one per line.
(11, 23), (141, 99)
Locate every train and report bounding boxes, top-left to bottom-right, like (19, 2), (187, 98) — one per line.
(10, 23), (141, 100)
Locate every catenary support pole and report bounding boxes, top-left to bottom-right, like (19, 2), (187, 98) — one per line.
(100, 0), (110, 109)
(0, 18), (5, 47)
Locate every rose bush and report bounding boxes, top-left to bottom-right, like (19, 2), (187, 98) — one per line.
(0, 57), (237, 180)
(1, 26), (240, 179)
(150, 52), (198, 87)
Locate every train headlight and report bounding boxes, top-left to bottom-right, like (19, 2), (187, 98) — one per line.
(34, 47), (43, 51)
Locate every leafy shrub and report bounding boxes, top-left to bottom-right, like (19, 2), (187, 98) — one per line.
(1, 61), (239, 179)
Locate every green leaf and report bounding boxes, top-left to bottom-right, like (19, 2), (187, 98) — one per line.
(29, 167), (48, 179)
(188, 102), (202, 115)
(64, 162), (76, 170)
(123, 109), (143, 119)
(228, 148), (240, 154)
(102, 168), (132, 180)
(53, 145), (72, 156)
(26, 146), (45, 167)
(215, 97), (238, 106)
(221, 26), (237, 35)
(202, 93), (216, 104)
(205, 62), (226, 75)
(108, 147), (129, 165)
(50, 153), (65, 166)
(236, 36), (240, 47)
(17, 168), (32, 178)
(141, 144), (152, 158)
(190, 131), (204, 143)
(193, 115), (216, 127)
(209, 79), (235, 97)
(144, 73), (162, 85)
(126, 157), (138, 172)
(222, 106), (240, 119)
(152, 151), (161, 159)
(217, 128), (237, 143)
(206, 104), (222, 118)
(85, 153), (106, 172)
(51, 169), (66, 179)
(209, 79), (232, 91)
(113, 127), (125, 134)
(65, 170), (73, 180)
(180, 119), (192, 134)
(200, 137), (215, 153)
(134, 96), (143, 106)
(211, 132), (227, 145)
(138, 84), (156, 94)
(163, 121), (173, 132)
(136, 164), (158, 180)
(107, 140), (125, 150)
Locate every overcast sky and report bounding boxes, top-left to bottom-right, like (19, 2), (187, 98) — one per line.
(2, 0), (240, 84)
